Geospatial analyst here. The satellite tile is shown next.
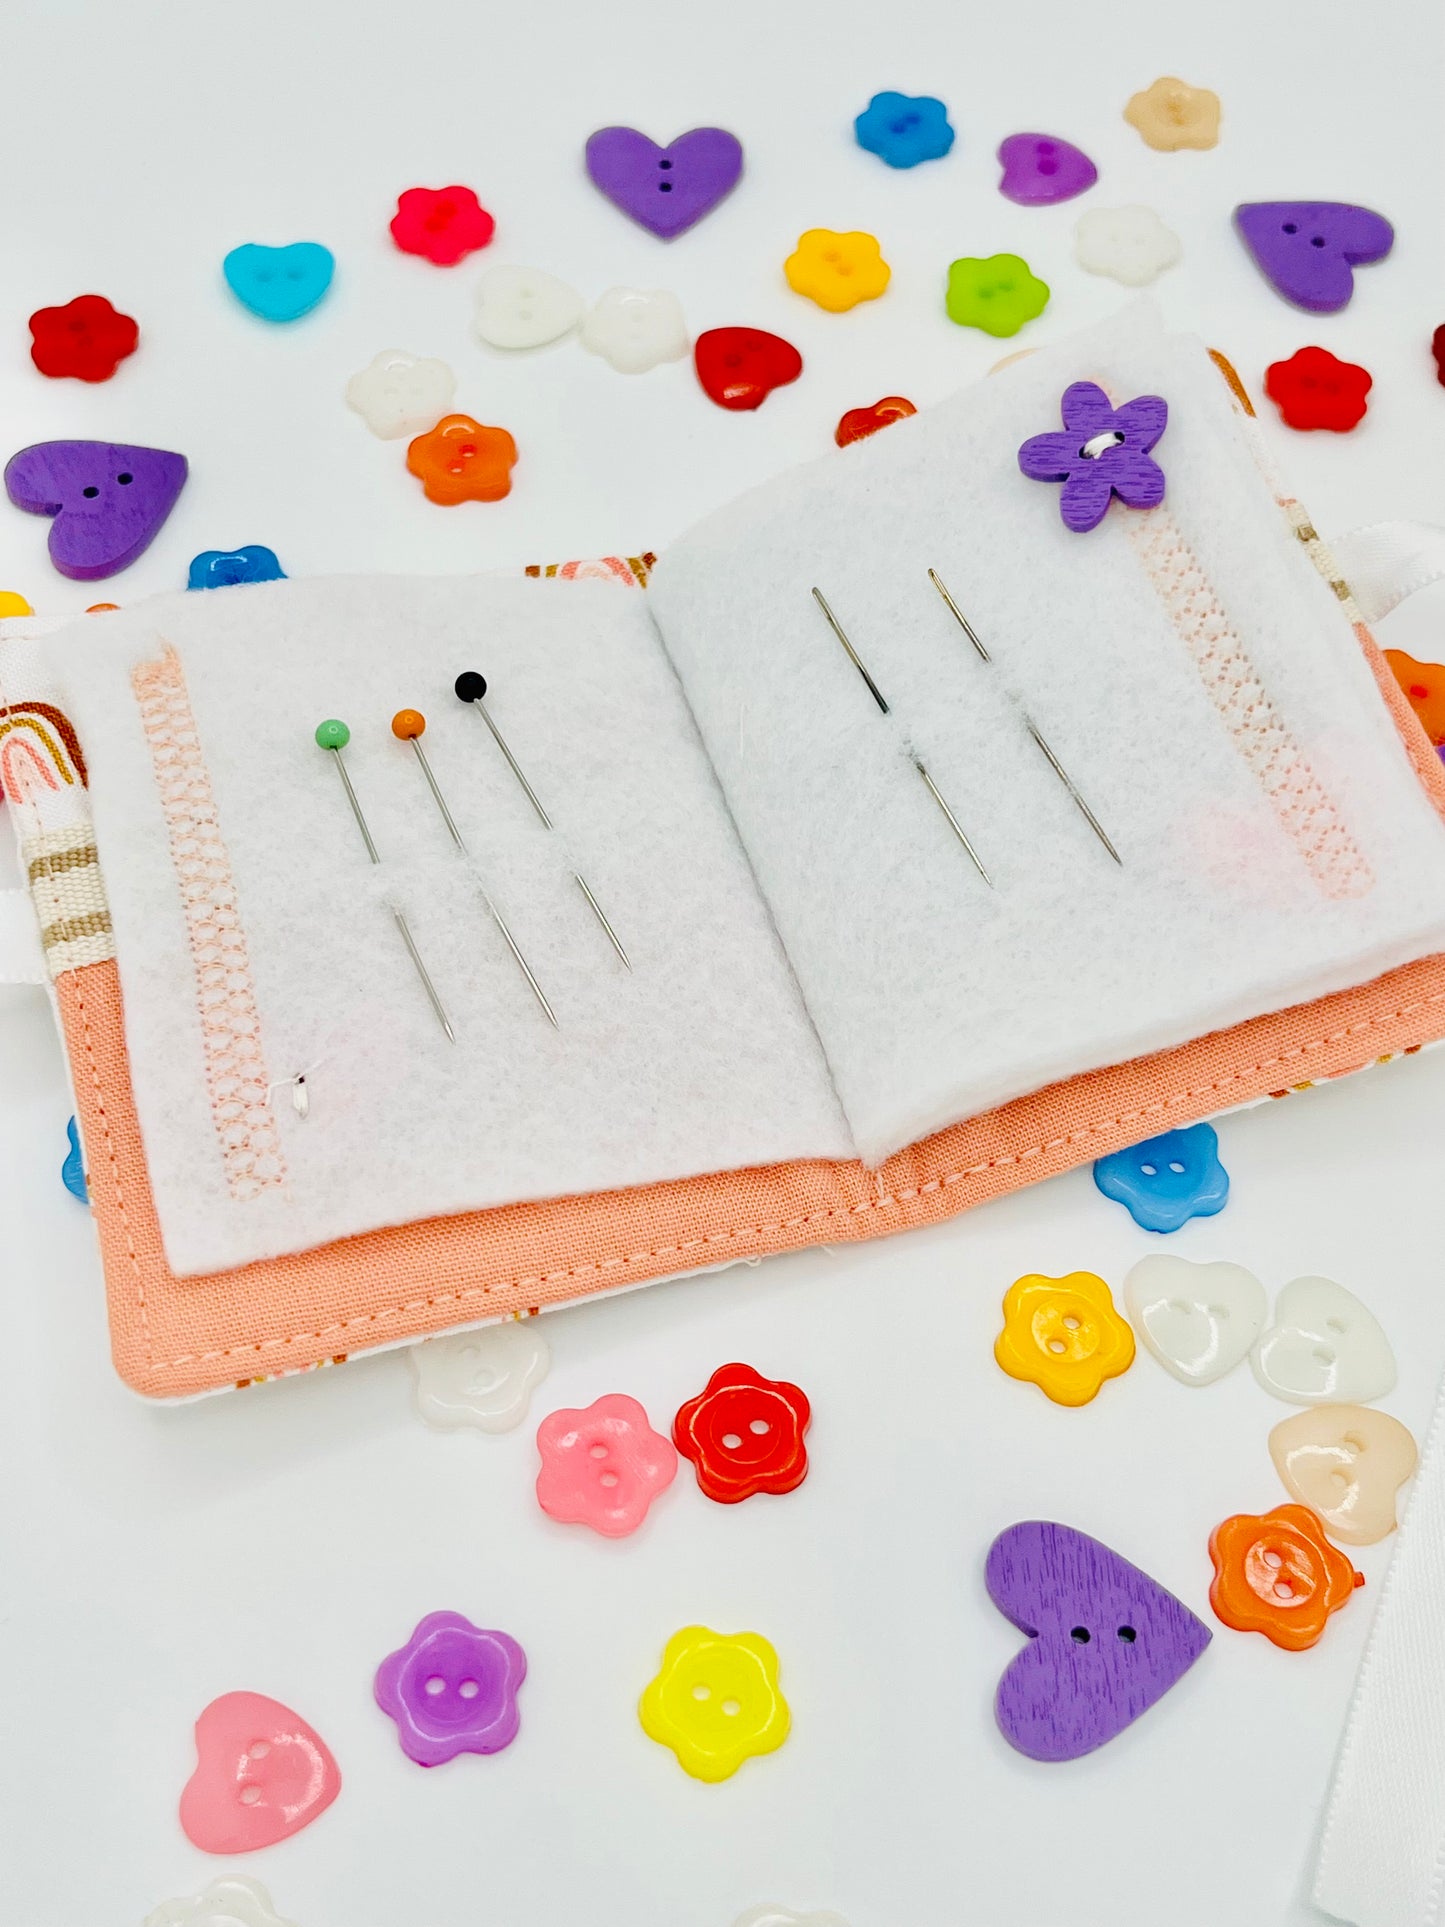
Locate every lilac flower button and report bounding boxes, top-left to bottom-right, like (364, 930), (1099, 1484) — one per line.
(374, 1610), (527, 1766)
(1018, 380), (1167, 533)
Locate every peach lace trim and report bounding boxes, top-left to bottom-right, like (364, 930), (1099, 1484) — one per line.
(131, 642), (286, 1201)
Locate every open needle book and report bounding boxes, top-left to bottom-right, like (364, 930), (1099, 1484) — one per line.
(6, 306), (1445, 1399)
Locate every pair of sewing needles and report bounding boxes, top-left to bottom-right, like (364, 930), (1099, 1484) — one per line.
(810, 574), (1121, 876)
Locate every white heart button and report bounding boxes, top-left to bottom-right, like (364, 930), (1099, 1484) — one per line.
(579, 286), (689, 374)
(1251, 1276), (1396, 1405)
(1269, 1403), (1418, 1545)
(409, 1320), (550, 1432)
(475, 265), (584, 349)
(1123, 1254), (1265, 1385)
(344, 348), (456, 439)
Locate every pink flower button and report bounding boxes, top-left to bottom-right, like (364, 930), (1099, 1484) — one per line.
(535, 1392), (678, 1538)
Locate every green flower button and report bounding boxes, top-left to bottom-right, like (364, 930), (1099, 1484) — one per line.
(945, 252), (1050, 337)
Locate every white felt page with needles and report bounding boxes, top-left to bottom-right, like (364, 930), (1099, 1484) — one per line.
(649, 308), (1445, 1163)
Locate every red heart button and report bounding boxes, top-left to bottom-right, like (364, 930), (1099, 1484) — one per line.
(179, 1691), (341, 1853)
(835, 395), (917, 446)
(694, 327), (803, 411)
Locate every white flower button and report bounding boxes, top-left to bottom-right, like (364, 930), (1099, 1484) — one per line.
(1269, 1404), (1418, 1545)
(1074, 205), (1182, 286)
(409, 1320), (551, 1432)
(344, 348), (456, 439)
(580, 286), (688, 374)
(1123, 1254), (1265, 1385)
(475, 265), (584, 349)
(1251, 1276), (1396, 1405)
(733, 1910), (851, 1927)
(145, 1876), (298, 1927)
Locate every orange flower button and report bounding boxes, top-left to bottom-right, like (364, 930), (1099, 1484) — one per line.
(1208, 1503), (1362, 1651)
(1385, 649), (1445, 745)
(994, 1270), (1135, 1406)
(406, 413), (517, 505)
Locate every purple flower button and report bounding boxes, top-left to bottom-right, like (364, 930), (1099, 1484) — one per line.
(1018, 381), (1167, 533)
(374, 1610), (527, 1767)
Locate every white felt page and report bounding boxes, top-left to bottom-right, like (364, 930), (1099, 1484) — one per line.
(649, 308), (1445, 1165)
(52, 575), (853, 1276)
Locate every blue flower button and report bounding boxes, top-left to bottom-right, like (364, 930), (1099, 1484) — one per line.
(1092, 1122), (1229, 1233)
(222, 241), (334, 322)
(854, 91), (955, 169)
(62, 1115), (87, 1203)
(187, 545), (286, 590)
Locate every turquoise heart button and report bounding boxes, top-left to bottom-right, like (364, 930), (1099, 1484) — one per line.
(223, 241), (334, 322)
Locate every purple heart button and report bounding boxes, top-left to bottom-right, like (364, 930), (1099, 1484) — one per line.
(1234, 201), (1394, 313)
(997, 132), (1097, 206)
(585, 126), (743, 239)
(5, 439), (187, 580)
(986, 1520), (1210, 1762)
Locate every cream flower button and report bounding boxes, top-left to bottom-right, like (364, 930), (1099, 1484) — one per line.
(475, 265), (584, 350)
(1269, 1404), (1417, 1545)
(145, 1877), (298, 1927)
(1123, 1255), (1265, 1385)
(733, 1910), (852, 1927)
(580, 286), (689, 374)
(344, 348), (456, 439)
(1075, 205), (1182, 286)
(409, 1321), (550, 1432)
(1251, 1276), (1396, 1405)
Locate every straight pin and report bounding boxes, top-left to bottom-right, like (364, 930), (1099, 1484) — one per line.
(314, 718), (455, 1041)
(810, 587), (993, 887)
(454, 671), (631, 970)
(927, 568), (1122, 865)
(391, 709), (559, 1029)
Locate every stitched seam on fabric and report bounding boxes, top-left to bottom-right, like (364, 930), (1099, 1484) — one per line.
(131, 641), (287, 1202)
(67, 966), (151, 1365)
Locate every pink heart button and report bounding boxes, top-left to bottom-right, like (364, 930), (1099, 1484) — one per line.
(179, 1691), (341, 1854)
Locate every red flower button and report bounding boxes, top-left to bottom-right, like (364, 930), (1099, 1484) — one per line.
(1264, 345), (1371, 432)
(673, 1362), (811, 1503)
(693, 327), (803, 411)
(1433, 324), (1445, 389)
(835, 394), (917, 446)
(29, 294), (139, 382)
(390, 185), (496, 266)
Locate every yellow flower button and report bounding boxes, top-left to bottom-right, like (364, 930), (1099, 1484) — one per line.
(0, 591), (34, 617)
(1123, 76), (1222, 152)
(784, 229), (890, 312)
(995, 1271), (1135, 1406)
(639, 1625), (790, 1782)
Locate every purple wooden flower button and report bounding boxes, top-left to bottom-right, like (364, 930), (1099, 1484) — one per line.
(1234, 201), (1393, 314)
(585, 126), (743, 239)
(5, 439), (187, 580)
(987, 1521), (1210, 1762)
(374, 1610), (527, 1767)
(1018, 381), (1167, 533)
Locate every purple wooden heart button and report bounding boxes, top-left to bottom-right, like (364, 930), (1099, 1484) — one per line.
(5, 439), (187, 580)
(986, 1521), (1210, 1762)
(1234, 201), (1394, 313)
(585, 126), (743, 239)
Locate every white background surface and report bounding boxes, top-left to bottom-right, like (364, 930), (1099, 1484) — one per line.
(1, 2), (1443, 1922)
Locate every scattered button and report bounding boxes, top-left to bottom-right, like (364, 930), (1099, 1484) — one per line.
(639, 1625), (790, 1781)
(994, 1270), (1135, 1406)
(694, 326), (802, 410)
(579, 286), (689, 373)
(1092, 1121), (1226, 1231)
(1270, 1405), (1417, 1546)
(1123, 1255), (1265, 1386)
(1264, 345), (1372, 431)
(1433, 324), (1445, 386)
(345, 349), (456, 440)
(944, 252), (1049, 337)
(1123, 76), (1221, 151)
(374, 1610), (526, 1766)
(62, 1116), (87, 1202)
(390, 186), (494, 265)
(144, 1876), (299, 1927)
(585, 126), (743, 239)
(474, 266), (584, 349)
(673, 1362), (811, 1502)
(835, 395), (916, 445)
(535, 1391), (678, 1537)
(1208, 1503), (1362, 1650)
(405, 414), (517, 504)
(410, 1322), (550, 1432)
(784, 229), (890, 312)
(1075, 205), (1181, 286)
(187, 545), (285, 590)
(997, 132), (1097, 205)
(853, 90), (954, 169)
(734, 1910), (851, 1927)
(1251, 1275), (1396, 1405)
(0, 591), (33, 616)
(28, 294), (139, 381)
(5, 439), (187, 580)
(987, 1520), (1211, 1761)
(1019, 381), (1168, 534)
(179, 1691), (340, 1853)
(1234, 202), (1393, 313)
(1384, 649), (1445, 742)
(223, 243), (334, 322)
